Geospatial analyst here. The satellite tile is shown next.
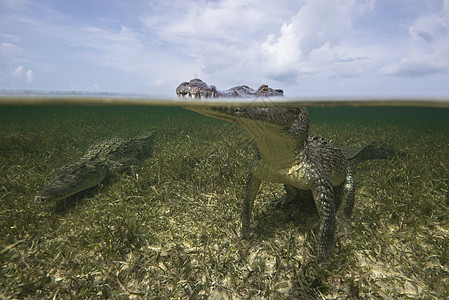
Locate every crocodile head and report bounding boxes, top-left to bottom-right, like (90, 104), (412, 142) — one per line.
(176, 79), (218, 98)
(34, 161), (108, 202)
(134, 130), (157, 159)
(176, 78), (283, 98)
(177, 79), (308, 168)
(176, 79), (303, 133)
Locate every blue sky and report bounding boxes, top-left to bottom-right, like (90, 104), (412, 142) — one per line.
(1, 0), (449, 97)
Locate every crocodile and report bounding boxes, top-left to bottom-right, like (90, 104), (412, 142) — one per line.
(176, 79), (402, 265)
(34, 132), (156, 202)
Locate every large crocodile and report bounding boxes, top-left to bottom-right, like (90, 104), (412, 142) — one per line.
(177, 79), (401, 265)
(35, 132), (156, 202)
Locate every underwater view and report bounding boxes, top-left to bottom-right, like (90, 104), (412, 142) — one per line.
(0, 102), (448, 299)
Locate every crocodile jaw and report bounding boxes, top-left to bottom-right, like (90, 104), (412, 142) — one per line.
(188, 106), (305, 169)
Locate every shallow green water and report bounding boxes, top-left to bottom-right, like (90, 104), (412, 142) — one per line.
(1, 104), (448, 298)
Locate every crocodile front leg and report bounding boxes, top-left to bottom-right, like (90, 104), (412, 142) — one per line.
(109, 158), (144, 179)
(241, 157), (262, 239)
(311, 176), (337, 265)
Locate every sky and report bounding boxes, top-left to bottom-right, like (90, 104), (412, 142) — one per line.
(1, 0), (449, 97)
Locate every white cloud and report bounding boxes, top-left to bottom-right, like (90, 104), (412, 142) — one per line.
(12, 65), (24, 77)
(73, 24), (203, 94)
(10, 65), (33, 82)
(380, 0), (449, 77)
(139, 0), (306, 87)
(25, 69), (33, 82)
(380, 56), (448, 78)
(79, 25), (144, 72)
(0, 0), (30, 11)
(0, 42), (21, 50)
(261, 0), (356, 81)
(354, 0), (376, 15)
(143, 0), (299, 41)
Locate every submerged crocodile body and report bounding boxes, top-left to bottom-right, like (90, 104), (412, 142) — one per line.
(177, 79), (401, 265)
(35, 132), (156, 202)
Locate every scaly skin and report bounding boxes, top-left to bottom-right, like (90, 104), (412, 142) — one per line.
(176, 79), (401, 266)
(35, 132), (156, 202)
(176, 78), (284, 98)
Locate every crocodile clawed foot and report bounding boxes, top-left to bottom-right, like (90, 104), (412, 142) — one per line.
(34, 195), (49, 203)
(270, 194), (296, 209)
(129, 165), (142, 181)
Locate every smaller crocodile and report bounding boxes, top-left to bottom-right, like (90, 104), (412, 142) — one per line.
(34, 132), (156, 202)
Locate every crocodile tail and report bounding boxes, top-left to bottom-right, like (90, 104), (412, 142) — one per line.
(343, 142), (405, 167)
